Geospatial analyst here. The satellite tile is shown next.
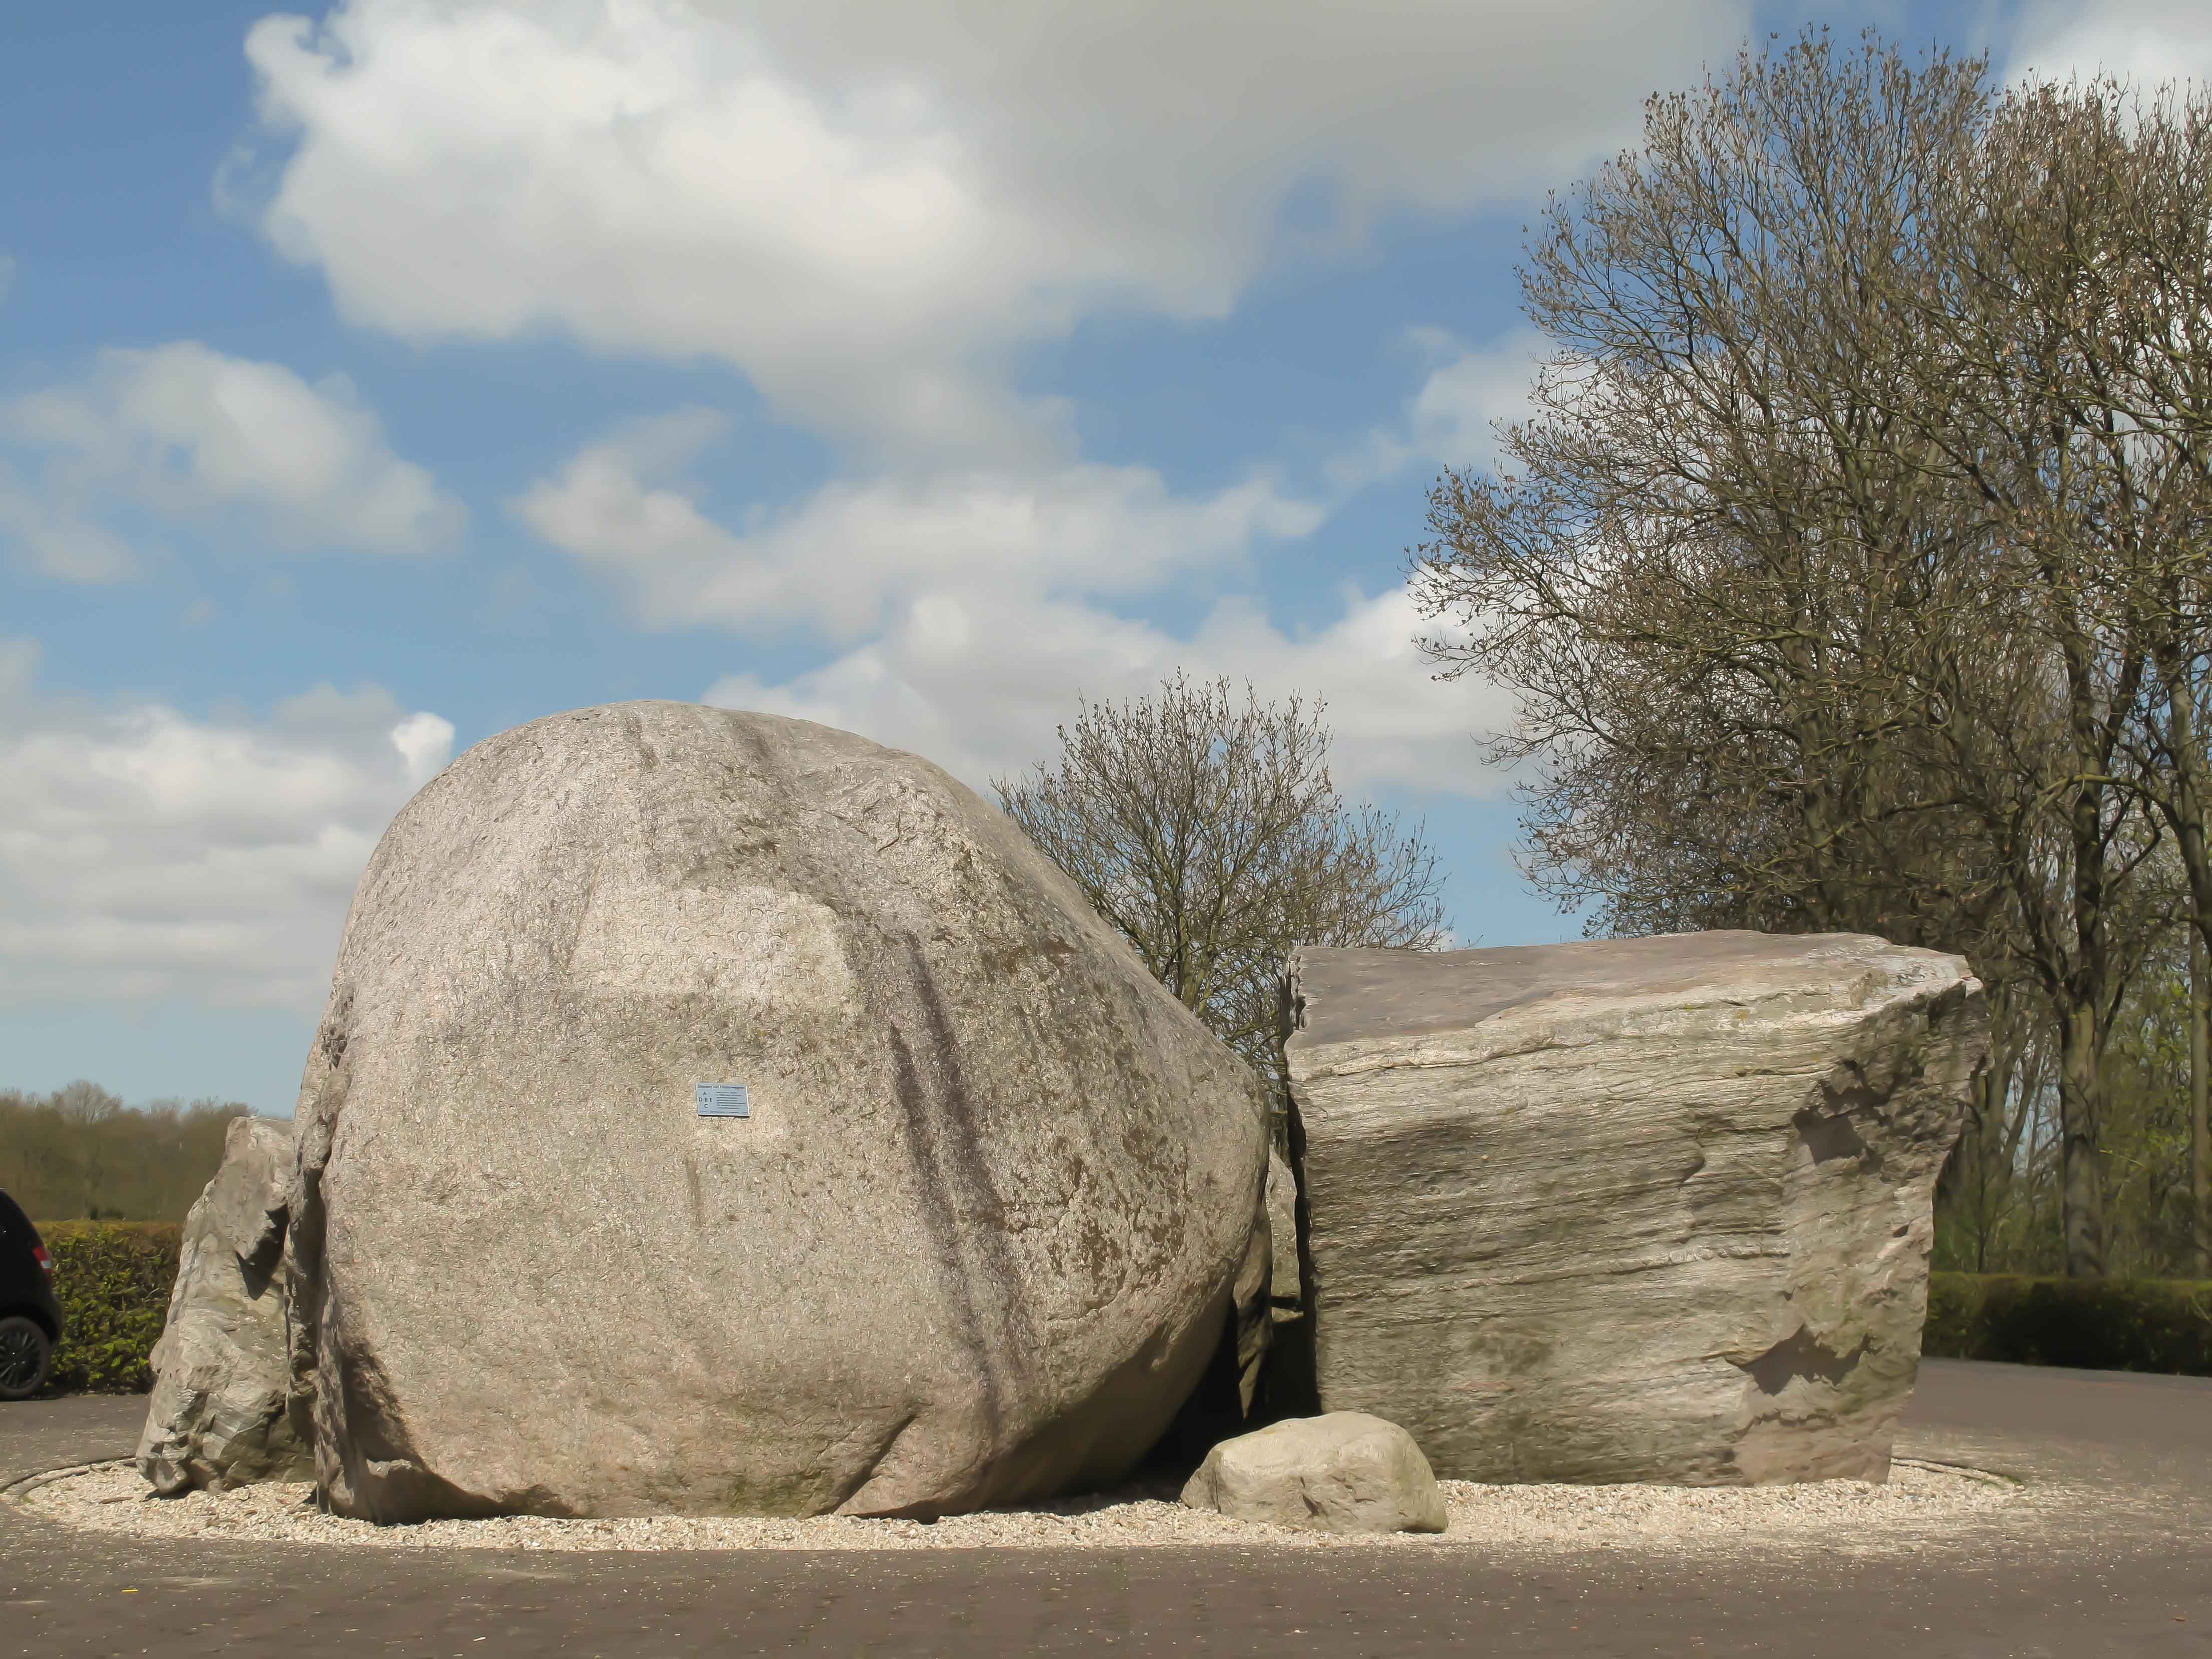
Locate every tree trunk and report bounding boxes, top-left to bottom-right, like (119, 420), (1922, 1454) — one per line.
(2195, 927), (2210, 1278)
(1969, 1063), (1998, 1273)
(2161, 660), (2212, 1280)
(2047, 596), (2131, 1280)
(1978, 1028), (2023, 1274)
(2055, 996), (2105, 1278)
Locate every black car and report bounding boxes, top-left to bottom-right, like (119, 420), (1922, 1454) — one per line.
(0, 1190), (63, 1400)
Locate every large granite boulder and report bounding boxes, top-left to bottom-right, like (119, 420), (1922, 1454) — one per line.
(285, 701), (1268, 1523)
(1284, 932), (1984, 1486)
(1180, 1412), (1447, 1534)
(137, 1117), (311, 1493)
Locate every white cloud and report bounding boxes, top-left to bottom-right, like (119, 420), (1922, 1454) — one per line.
(515, 410), (1322, 641)
(703, 582), (1510, 801)
(331, 3), (1670, 809)
(0, 478), (140, 583)
(526, 379), (1516, 797)
(1335, 326), (1548, 488)
(238, 0), (1747, 461)
(0, 341), (463, 579)
(0, 637), (453, 1010)
(1402, 329), (1550, 473)
(2007, 2), (2212, 89)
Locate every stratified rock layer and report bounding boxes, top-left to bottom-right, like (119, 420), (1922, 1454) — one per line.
(287, 701), (1267, 1523)
(137, 1117), (310, 1493)
(1180, 1412), (1447, 1534)
(1284, 932), (1984, 1486)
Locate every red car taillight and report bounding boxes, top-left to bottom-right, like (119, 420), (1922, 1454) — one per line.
(31, 1245), (52, 1275)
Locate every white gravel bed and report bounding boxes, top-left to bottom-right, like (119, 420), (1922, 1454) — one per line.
(14, 1458), (2019, 1555)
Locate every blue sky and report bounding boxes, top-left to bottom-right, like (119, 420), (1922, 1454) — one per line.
(1, 0), (2200, 1114)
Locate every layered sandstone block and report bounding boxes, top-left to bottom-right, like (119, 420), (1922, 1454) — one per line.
(286, 701), (1267, 1523)
(1284, 932), (1984, 1485)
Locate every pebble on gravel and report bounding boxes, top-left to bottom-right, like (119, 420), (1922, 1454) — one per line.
(13, 1459), (2020, 1555)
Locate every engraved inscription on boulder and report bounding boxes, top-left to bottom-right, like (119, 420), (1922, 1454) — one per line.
(695, 1083), (750, 1118)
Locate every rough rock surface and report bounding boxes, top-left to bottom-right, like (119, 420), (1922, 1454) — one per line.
(1266, 1148), (1302, 1322)
(1180, 1412), (1448, 1534)
(286, 701), (1268, 1523)
(1231, 1180), (1273, 1414)
(1284, 932), (1985, 1486)
(137, 1117), (310, 1494)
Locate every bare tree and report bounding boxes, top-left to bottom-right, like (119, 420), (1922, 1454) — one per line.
(1993, 81), (2212, 1274)
(994, 673), (1450, 1101)
(1409, 30), (2197, 1275)
(1414, 32), (1997, 937)
(1888, 77), (2209, 1278)
(1937, 976), (2056, 1273)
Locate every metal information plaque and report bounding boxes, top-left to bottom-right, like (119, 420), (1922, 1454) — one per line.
(695, 1083), (750, 1119)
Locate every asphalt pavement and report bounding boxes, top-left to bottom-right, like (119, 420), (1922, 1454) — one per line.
(3, 1360), (2207, 1657)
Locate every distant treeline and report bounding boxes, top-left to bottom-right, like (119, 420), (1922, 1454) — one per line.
(0, 1082), (253, 1223)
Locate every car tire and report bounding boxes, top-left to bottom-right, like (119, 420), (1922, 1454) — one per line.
(0, 1315), (53, 1401)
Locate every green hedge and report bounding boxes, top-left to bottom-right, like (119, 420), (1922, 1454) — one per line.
(36, 1221), (181, 1394)
(1925, 1271), (2212, 1376)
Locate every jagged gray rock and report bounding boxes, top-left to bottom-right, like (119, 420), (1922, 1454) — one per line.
(1266, 1147), (1302, 1323)
(1284, 931), (1985, 1486)
(1231, 1178), (1273, 1415)
(137, 1117), (310, 1494)
(1180, 1412), (1447, 1534)
(286, 701), (1268, 1523)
